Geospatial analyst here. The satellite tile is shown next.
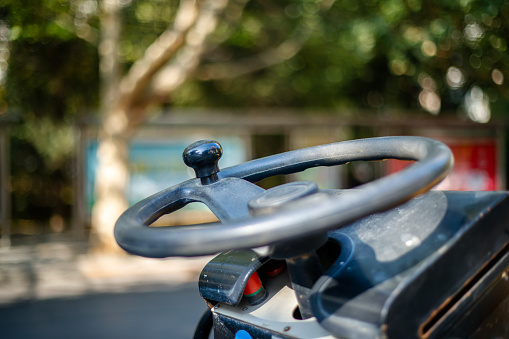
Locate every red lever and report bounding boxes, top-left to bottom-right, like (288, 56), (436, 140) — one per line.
(243, 271), (267, 305)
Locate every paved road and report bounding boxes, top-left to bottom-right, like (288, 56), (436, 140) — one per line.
(0, 235), (213, 339)
(0, 283), (208, 339)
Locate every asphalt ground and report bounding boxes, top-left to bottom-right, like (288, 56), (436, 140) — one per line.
(0, 235), (213, 339)
(0, 284), (208, 339)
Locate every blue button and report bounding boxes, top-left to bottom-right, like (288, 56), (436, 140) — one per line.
(235, 330), (253, 339)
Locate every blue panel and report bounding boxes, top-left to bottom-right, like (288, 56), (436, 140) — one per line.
(85, 137), (246, 211)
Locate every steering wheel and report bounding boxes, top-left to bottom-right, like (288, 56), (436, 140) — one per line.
(114, 136), (453, 258)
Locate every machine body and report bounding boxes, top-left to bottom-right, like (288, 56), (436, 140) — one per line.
(202, 190), (509, 338)
(114, 137), (509, 338)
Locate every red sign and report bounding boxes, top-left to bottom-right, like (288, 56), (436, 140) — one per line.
(386, 139), (498, 191)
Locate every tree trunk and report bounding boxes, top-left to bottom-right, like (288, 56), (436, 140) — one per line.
(90, 119), (130, 253)
(91, 0), (126, 253)
(90, 0), (229, 253)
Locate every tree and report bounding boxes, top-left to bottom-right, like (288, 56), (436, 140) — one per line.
(3, 0), (99, 227)
(185, 0), (509, 117)
(91, 0), (333, 252)
(2, 0), (332, 248)
(4, 0), (509, 251)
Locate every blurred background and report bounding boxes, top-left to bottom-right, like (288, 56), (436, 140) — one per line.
(1, 0), (509, 337)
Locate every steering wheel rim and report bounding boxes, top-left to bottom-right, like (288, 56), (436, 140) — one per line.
(115, 136), (453, 258)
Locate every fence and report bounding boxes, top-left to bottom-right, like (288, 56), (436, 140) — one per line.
(1, 109), (508, 246)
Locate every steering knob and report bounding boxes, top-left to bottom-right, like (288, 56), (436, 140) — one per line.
(183, 140), (223, 185)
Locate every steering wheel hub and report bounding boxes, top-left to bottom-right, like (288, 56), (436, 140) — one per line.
(248, 181), (318, 216)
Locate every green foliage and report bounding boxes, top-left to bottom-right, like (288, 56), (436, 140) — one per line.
(177, 0), (509, 115)
(3, 0), (99, 223)
(119, 0), (180, 63)
(5, 0), (99, 42)
(3, 0), (509, 226)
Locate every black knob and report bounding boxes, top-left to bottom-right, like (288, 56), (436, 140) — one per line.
(183, 140), (222, 184)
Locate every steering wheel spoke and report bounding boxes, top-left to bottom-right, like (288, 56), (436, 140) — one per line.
(184, 177), (265, 222)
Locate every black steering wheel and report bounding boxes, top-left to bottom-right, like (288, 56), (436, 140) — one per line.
(114, 136), (453, 258)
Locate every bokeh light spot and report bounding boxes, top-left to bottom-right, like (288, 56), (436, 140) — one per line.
(391, 59), (408, 75)
(446, 66), (466, 88)
(464, 22), (484, 42)
(419, 90), (441, 115)
(418, 73), (437, 91)
(469, 54), (481, 69)
(464, 86), (491, 123)
(491, 68), (504, 85)
(421, 40), (437, 57)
